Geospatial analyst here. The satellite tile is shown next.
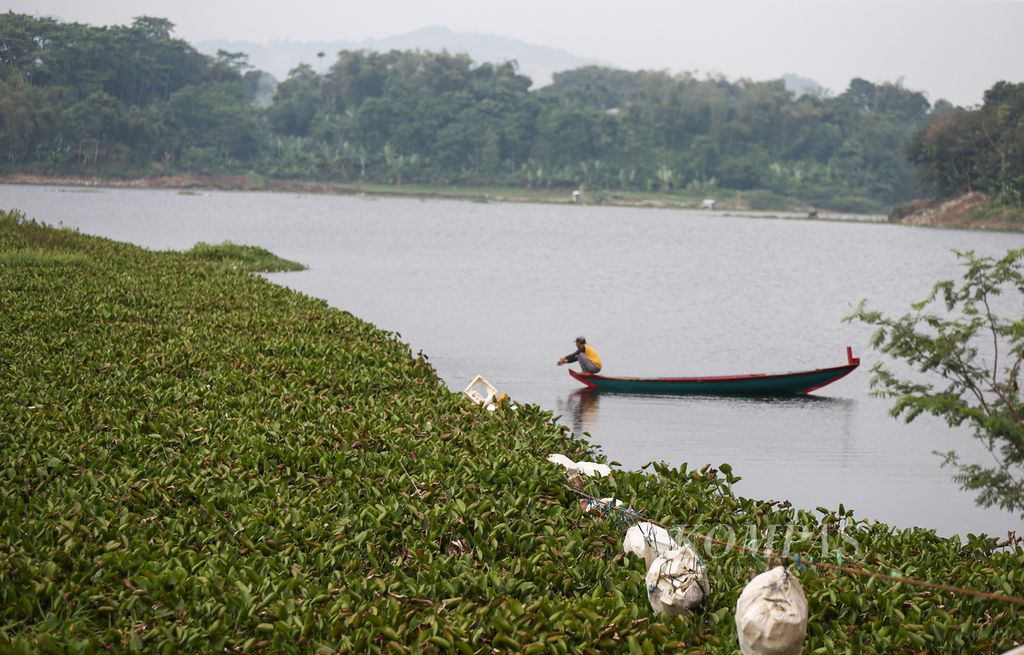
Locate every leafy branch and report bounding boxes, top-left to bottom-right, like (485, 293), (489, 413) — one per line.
(847, 248), (1024, 516)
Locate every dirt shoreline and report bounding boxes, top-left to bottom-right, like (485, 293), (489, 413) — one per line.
(1, 172), (647, 207)
(2, 173), (446, 198)
(889, 192), (1024, 231)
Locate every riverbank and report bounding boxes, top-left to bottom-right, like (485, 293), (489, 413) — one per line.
(890, 192), (1024, 231)
(2, 172), (832, 215)
(2, 210), (1023, 652)
(13, 171), (1024, 231)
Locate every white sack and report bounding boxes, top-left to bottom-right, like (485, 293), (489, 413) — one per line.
(645, 544), (709, 615)
(735, 566), (808, 655)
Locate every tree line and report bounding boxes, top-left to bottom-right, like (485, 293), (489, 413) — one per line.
(1, 13), (1020, 211)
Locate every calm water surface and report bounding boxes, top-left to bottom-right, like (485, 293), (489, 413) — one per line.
(6, 184), (1024, 538)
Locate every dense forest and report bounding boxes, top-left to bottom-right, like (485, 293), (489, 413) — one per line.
(1, 12), (1020, 212)
(907, 82), (1024, 207)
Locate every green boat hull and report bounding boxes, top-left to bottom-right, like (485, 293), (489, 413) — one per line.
(568, 348), (859, 396)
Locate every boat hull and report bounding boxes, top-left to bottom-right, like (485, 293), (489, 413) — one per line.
(568, 348), (859, 396)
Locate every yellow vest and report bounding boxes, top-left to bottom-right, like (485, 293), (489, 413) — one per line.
(584, 344), (602, 369)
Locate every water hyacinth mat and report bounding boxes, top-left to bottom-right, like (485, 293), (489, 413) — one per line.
(1, 210), (1023, 653)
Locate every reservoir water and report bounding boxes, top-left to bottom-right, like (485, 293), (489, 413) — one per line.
(5, 184), (1024, 538)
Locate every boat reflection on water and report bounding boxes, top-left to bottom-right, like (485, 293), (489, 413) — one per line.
(560, 388), (601, 438)
(557, 387), (856, 449)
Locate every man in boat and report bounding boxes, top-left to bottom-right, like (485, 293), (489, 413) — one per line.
(557, 336), (602, 374)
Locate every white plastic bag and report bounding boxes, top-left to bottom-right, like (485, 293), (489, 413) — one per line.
(575, 461), (612, 477)
(546, 453), (611, 478)
(623, 522), (680, 569)
(580, 497), (623, 514)
(735, 566), (808, 655)
(546, 453), (576, 468)
(645, 544), (709, 615)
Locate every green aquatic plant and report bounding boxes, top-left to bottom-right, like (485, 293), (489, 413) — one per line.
(0, 247), (90, 266)
(1, 209), (1023, 653)
(185, 241), (306, 272)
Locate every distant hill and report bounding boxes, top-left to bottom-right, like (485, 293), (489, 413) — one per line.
(781, 74), (829, 98)
(197, 25), (611, 86)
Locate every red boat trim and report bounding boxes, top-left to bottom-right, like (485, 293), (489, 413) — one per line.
(799, 347), (860, 395)
(569, 370), (600, 389)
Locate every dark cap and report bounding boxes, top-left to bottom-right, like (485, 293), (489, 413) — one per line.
(575, 336), (586, 343)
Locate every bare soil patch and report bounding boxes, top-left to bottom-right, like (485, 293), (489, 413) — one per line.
(890, 192), (1024, 231)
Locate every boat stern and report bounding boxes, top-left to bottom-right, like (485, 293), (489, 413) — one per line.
(568, 369), (599, 389)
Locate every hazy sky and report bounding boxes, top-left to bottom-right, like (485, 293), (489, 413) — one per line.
(5, 0), (1022, 106)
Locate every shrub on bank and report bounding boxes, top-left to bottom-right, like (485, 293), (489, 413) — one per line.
(186, 242), (306, 272)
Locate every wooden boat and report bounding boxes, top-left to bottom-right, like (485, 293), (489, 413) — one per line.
(568, 347), (859, 396)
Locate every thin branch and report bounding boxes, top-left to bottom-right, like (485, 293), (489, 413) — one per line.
(981, 290), (999, 391)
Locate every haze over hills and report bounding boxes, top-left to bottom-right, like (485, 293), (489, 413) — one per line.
(198, 25), (612, 87)
(781, 74), (828, 99)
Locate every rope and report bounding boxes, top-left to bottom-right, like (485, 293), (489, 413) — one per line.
(572, 488), (1024, 608)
